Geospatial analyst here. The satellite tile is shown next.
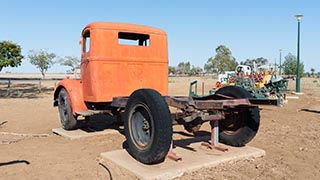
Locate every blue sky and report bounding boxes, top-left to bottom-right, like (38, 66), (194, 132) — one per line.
(1, 0), (319, 73)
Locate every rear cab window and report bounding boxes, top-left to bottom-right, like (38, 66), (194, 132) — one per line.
(118, 32), (150, 46)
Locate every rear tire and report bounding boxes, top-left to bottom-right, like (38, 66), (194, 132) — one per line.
(58, 88), (77, 130)
(215, 86), (260, 146)
(124, 89), (172, 164)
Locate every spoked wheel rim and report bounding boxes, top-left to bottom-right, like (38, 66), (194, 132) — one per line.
(128, 103), (154, 150)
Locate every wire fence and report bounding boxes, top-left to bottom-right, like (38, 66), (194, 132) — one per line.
(0, 77), (64, 97)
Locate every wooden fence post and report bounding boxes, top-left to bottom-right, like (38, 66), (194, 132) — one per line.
(6, 79), (11, 96)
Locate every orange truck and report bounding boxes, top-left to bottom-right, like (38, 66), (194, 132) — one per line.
(54, 22), (276, 164)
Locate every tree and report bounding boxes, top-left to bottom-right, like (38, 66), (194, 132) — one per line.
(282, 53), (304, 77)
(310, 68), (315, 77)
(203, 62), (215, 74)
(190, 65), (203, 76)
(206, 45), (238, 74)
(177, 61), (191, 74)
(59, 56), (80, 72)
(168, 66), (176, 75)
(0, 41), (24, 72)
(28, 49), (56, 79)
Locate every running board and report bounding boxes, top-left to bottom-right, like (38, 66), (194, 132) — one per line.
(76, 110), (111, 116)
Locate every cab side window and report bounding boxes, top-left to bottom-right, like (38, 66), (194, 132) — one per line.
(83, 30), (90, 53)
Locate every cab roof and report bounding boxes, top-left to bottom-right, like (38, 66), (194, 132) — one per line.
(82, 22), (166, 36)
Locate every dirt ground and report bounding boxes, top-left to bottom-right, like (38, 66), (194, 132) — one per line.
(1, 75), (320, 180)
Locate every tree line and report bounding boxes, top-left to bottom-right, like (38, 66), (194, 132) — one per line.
(1, 41), (315, 78)
(170, 45), (309, 78)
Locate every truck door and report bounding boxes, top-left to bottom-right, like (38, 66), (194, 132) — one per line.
(81, 29), (90, 68)
(80, 29), (94, 98)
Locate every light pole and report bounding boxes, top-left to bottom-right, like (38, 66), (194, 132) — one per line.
(295, 14), (303, 93)
(279, 49), (282, 75)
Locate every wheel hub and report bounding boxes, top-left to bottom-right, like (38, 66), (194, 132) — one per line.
(129, 104), (154, 150)
(142, 118), (150, 131)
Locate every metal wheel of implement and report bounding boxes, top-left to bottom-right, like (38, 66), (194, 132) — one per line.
(58, 88), (77, 130)
(124, 89), (172, 164)
(215, 86), (260, 147)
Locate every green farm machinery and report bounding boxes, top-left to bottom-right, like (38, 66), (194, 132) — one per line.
(190, 73), (289, 107)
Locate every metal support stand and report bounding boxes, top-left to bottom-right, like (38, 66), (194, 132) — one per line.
(277, 93), (283, 107)
(201, 120), (228, 152)
(166, 120), (228, 161)
(166, 141), (182, 161)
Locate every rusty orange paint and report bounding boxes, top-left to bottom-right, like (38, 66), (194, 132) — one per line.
(55, 78), (87, 114)
(55, 22), (168, 113)
(80, 22), (168, 102)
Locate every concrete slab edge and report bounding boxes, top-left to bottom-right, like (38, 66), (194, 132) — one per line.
(101, 146), (265, 180)
(52, 128), (118, 139)
(153, 147), (266, 180)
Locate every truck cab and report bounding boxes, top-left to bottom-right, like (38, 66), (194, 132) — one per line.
(54, 22), (168, 116)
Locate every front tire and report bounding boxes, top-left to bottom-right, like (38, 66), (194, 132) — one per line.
(58, 88), (77, 130)
(124, 89), (172, 164)
(215, 86), (260, 146)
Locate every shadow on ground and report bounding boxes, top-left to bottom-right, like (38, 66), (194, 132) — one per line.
(300, 108), (320, 114)
(0, 82), (54, 99)
(0, 160), (30, 167)
(173, 130), (211, 152)
(77, 114), (125, 135)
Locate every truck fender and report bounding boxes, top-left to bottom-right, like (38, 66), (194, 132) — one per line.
(53, 78), (87, 115)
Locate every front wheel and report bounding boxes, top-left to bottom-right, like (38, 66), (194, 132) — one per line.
(58, 88), (77, 130)
(124, 89), (172, 164)
(215, 86), (260, 147)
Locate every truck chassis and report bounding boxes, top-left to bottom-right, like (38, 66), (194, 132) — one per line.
(55, 86), (277, 164)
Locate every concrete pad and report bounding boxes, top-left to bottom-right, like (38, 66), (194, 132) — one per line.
(101, 138), (265, 180)
(52, 128), (118, 139)
(286, 96), (299, 99)
(291, 92), (304, 95)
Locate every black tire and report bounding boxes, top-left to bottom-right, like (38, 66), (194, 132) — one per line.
(124, 89), (172, 164)
(215, 86), (260, 147)
(58, 88), (78, 130)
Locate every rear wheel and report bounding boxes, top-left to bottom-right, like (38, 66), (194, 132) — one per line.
(58, 88), (77, 130)
(215, 86), (260, 146)
(124, 89), (172, 164)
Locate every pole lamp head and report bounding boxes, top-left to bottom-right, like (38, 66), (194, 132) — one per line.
(295, 14), (303, 22)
